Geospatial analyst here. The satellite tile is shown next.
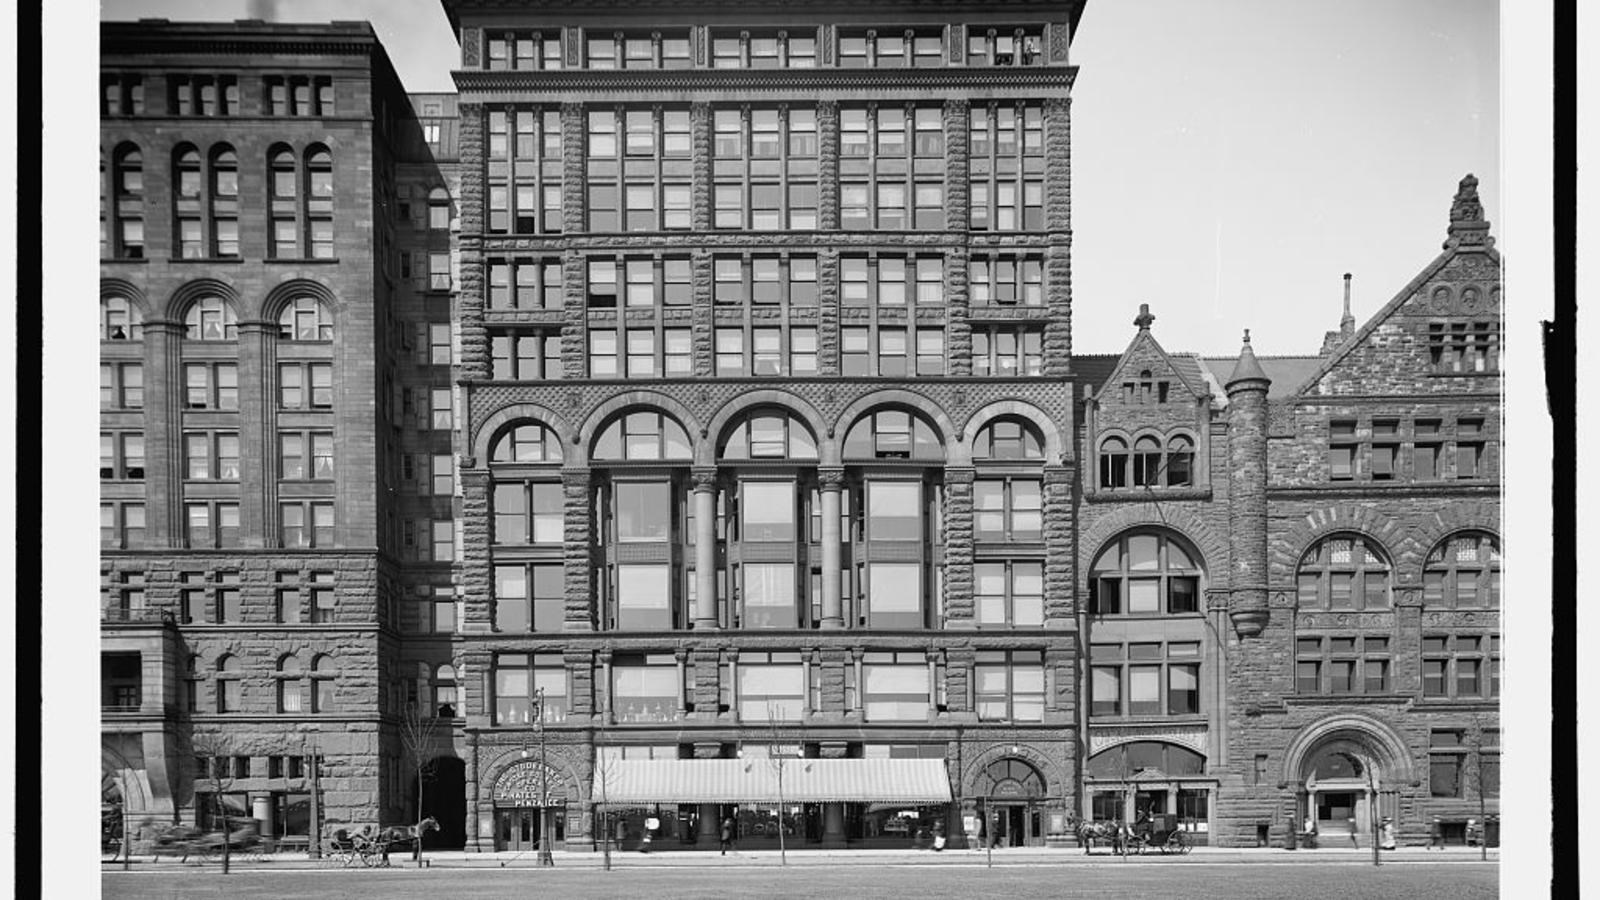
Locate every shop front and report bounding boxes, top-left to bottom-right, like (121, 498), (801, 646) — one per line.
(490, 759), (569, 852)
(1084, 739), (1215, 845)
(594, 757), (953, 850)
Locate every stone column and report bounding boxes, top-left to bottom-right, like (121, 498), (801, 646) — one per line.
(942, 467), (975, 627)
(1042, 465), (1076, 626)
(692, 468), (719, 629)
(562, 469), (596, 631)
(458, 467), (494, 633)
(599, 650), (614, 723)
(234, 320), (273, 549)
(818, 468), (845, 629)
(142, 321), (185, 547)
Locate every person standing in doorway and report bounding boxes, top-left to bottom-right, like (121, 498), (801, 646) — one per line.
(1429, 816), (1444, 850)
(720, 816), (734, 855)
(1346, 817), (1358, 849)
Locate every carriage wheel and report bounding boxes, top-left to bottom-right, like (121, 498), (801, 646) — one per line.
(1169, 831), (1191, 855)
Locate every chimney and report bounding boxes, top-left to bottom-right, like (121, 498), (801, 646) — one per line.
(1341, 273), (1355, 338)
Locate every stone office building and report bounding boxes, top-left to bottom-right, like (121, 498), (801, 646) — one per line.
(99, 1), (1498, 853)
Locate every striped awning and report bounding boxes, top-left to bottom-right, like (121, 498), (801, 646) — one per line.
(595, 758), (953, 804)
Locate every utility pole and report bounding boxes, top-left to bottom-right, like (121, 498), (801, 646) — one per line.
(535, 687), (554, 867)
(307, 736), (322, 859)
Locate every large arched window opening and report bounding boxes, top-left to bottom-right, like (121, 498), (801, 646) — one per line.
(1423, 532), (1500, 609)
(1296, 534), (1391, 610)
(716, 408), (821, 630)
(1089, 531), (1203, 616)
(209, 146), (239, 257)
(489, 421), (565, 635)
(842, 407), (946, 629)
(1086, 741), (1209, 828)
(593, 410), (694, 632)
(276, 655), (304, 713)
(184, 297), (237, 341)
(972, 416), (1045, 628)
(102, 296), (143, 340)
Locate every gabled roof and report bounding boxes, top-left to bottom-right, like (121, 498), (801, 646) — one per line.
(1280, 174), (1501, 398)
(1086, 304), (1210, 403)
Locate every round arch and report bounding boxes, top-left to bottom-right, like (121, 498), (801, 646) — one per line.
(704, 390), (830, 463)
(832, 389), (955, 457)
(100, 279), (151, 318)
(482, 748), (589, 807)
(959, 400), (1064, 465)
(471, 403), (576, 465)
(1270, 503), (1406, 578)
(1281, 712), (1415, 788)
(1401, 500), (1502, 578)
(163, 277), (241, 322)
(961, 743), (1064, 798)
(578, 391), (702, 463)
(1078, 510), (1226, 596)
(257, 276), (342, 322)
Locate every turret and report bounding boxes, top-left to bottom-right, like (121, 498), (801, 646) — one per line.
(1225, 331), (1271, 637)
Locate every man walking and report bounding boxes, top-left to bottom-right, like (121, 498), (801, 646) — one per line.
(720, 816), (734, 855)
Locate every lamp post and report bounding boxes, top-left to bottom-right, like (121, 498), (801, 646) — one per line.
(533, 687), (554, 867)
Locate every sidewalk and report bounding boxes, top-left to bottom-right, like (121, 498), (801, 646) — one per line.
(118, 844), (1497, 870)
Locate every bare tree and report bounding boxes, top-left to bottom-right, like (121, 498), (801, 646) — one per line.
(396, 698), (441, 867)
(592, 741), (617, 871)
(1464, 715), (1496, 861)
(762, 702), (800, 866)
(191, 732), (238, 874)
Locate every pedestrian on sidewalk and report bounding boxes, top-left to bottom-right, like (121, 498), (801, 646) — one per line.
(931, 819), (946, 852)
(1380, 817), (1396, 851)
(1347, 817), (1357, 849)
(1429, 816), (1444, 850)
(720, 817), (734, 855)
(643, 815), (658, 853)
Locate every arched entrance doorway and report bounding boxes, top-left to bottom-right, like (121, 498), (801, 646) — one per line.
(417, 756), (466, 849)
(1285, 717), (1411, 849)
(491, 759), (570, 852)
(973, 758), (1046, 847)
(1084, 740), (1212, 843)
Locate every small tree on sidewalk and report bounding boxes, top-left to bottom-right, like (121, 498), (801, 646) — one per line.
(1464, 715), (1497, 861)
(763, 702), (801, 866)
(191, 732), (238, 874)
(397, 698), (441, 867)
(593, 739), (617, 871)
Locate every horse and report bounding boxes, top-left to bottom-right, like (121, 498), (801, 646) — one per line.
(1073, 818), (1130, 855)
(375, 816), (440, 865)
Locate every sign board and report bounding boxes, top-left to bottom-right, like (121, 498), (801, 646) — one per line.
(492, 760), (567, 805)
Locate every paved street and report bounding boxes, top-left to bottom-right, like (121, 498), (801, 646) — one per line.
(99, 850), (1499, 899)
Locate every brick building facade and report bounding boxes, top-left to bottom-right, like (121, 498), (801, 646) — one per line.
(100, 3), (1499, 854)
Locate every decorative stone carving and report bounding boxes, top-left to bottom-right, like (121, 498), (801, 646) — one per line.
(1087, 724), (1207, 757)
(492, 759), (569, 803)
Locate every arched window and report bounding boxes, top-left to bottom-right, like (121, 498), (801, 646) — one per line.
(491, 422), (564, 547)
(841, 408), (943, 460)
(434, 664), (459, 717)
(306, 146), (334, 258)
(112, 145), (145, 259)
(1166, 435), (1194, 487)
(972, 757), (1046, 798)
(174, 146), (202, 198)
(174, 146), (204, 258)
(718, 410), (818, 460)
(311, 655), (338, 713)
(1086, 741), (1206, 778)
(269, 146), (298, 257)
(216, 655), (242, 713)
(1138, 369), (1154, 404)
(1132, 435), (1162, 487)
(592, 410), (692, 461)
(209, 146), (239, 257)
(972, 416), (1044, 461)
(428, 186), (452, 231)
(101, 296), (143, 340)
(277, 655), (304, 713)
(1089, 531), (1203, 615)
(490, 422), (564, 463)
(1296, 534), (1391, 610)
(182, 654), (201, 713)
(1098, 437), (1128, 489)
(1423, 532), (1500, 608)
(184, 297), (237, 340)
(278, 297), (334, 341)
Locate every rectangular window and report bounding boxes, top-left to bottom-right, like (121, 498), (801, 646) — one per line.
(614, 654), (681, 723)
(741, 563), (797, 629)
(739, 653), (805, 721)
(616, 564), (672, 630)
(862, 652), (929, 721)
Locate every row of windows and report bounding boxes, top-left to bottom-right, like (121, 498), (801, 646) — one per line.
(183, 653), (340, 714)
(1294, 532), (1500, 610)
(1426, 320), (1499, 374)
(100, 501), (333, 550)
(100, 73), (334, 117)
(100, 361), (332, 411)
(480, 26), (1048, 71)
(103, 143), (333, 260)
(487, 649), (1046, 726)
(1098, 433), (1196, 489)
(1328, 415), (1491, 481)
(100, 295), (334, 342)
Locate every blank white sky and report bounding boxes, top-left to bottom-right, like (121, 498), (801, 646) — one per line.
(97, 0), (1497, 356)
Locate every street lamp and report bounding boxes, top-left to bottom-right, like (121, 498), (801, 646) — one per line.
(527, 686), (554, 867)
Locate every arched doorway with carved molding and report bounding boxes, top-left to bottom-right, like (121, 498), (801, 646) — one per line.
(1284, 716), (1412, 850)
(489, 757), (574, 852)
(1083, 734), (1215, 845)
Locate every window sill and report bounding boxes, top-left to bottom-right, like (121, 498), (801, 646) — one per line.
(1086, 487), (1211, 503)
(169, 256), (245, 264)
(101, 257), (149, 264)
(1288, 693), (1410, 705)
(267, 257), (341, 264)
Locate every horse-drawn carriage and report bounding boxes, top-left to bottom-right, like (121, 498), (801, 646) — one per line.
(1074, 814), (1192, 855)
(322, 818), (439, 868)
(131, 820), (264, 863)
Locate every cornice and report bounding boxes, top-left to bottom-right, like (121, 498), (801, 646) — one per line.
(102, 35), (382, 60)
(452, 65), (1077, 94)
(1264, 483), (1500, 501)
